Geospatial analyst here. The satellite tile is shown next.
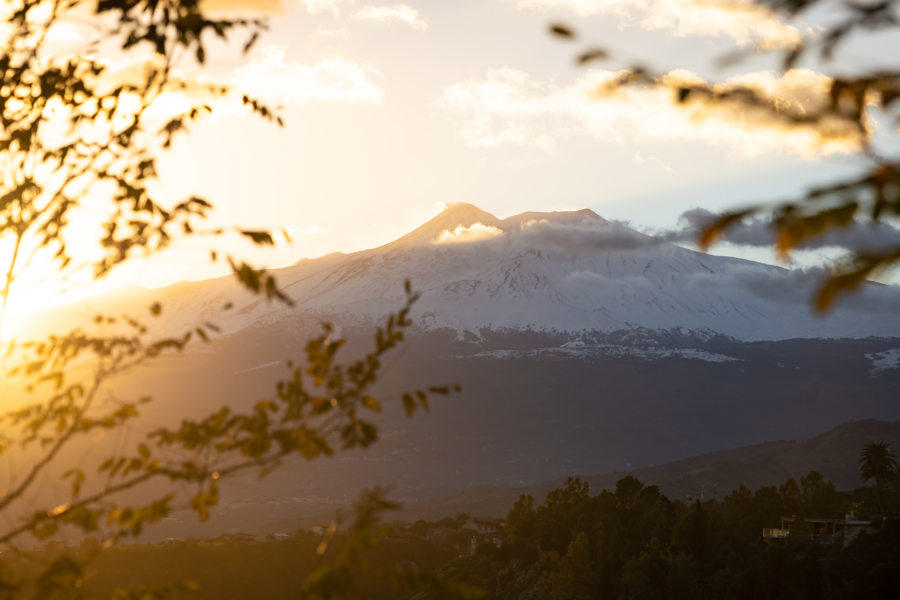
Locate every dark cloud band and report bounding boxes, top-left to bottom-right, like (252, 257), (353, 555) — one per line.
(666, 207), (900, 254)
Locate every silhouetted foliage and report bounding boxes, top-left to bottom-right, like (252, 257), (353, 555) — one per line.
(8, 448), (893, 599)
(859, 441), (898, 486)
(0, 3), (456, 598)
(423, 466), (898, 600)
(859, 441), (900, 518)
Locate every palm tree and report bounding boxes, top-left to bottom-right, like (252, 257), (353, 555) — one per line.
(859, 442), (899, 487)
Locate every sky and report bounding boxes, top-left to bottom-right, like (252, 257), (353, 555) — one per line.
(2, 0), (897, 318)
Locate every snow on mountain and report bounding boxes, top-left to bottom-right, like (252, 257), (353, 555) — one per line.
(79, 203), (900, 342)
(866, 349), (900, 376)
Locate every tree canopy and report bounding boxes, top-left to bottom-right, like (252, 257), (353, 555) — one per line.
(859, 441), (898, 486)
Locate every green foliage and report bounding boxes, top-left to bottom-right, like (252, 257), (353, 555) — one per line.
(550, 0), (900, 310)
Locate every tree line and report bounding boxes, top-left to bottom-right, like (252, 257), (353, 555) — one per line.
(10, 442), (897, 600)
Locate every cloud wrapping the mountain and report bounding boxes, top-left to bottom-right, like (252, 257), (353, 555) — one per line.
(671, 207), (900, 253)
(429, 208), (900, 261)
(438, 67), (859, 157)
(423, 212), (900, 314)
(553, 234), (900, 312)
(435, 223), (505, 244)
(562, 269), (654, 292)
(514, 0), (803, 48)
(684, 263), (900, 312)
(685, 263), (819, 306)
(517, 219), (655, 252)
(429, 216), (656, 252)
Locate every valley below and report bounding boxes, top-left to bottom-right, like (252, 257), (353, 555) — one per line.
(117, 323), (900, 539)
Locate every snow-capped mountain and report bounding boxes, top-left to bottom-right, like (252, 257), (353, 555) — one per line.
(138, 202), (900, 342)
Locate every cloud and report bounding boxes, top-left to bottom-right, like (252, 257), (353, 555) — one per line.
(434, 223), (505, 244)
(297, 0), (346, 15)
(669, 207), (900, 253)
(312, 26), (350, 38)
(515, 0), (613, 15)
(517, 219), (655, 252)
(231, 46), (384, 107)
(200, 0), (285, 13)
(285, 224), (326, 236)
(562, 269), (653, 292)
(77, 45), (384, 132)
(353, 5), (428, 31)
(541, 220), (900, 313)
(428, 215), (661, 253)
(682, 263), (900, 312)
(418, 210), (900, 312)
(437, 67), (861, 157)
(632, 151), (673, 172)
(685, 263), (818, 306)
(45, 22), (89, 44)
(201, 0), (346, 15)
(514, 0), (803, 48)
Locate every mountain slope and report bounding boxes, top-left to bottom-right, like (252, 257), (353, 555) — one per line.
(174, 202), (900, 341)
(28, 202), (900, 342)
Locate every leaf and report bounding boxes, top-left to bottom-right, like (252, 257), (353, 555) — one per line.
(239, 229), (275, 246)
(402, 393), (416, 417)
(361, 396), (382, 412)
(243, 31), (260, 54)
(774, 202), (858, 257)
(697, 209), (754, 249)
(815, 250), (900, 312)
(577, 48), (610, 65)
(190, 492), (210, 521)
(548, 23), (575, 39)
(782, 44), (805, 71)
